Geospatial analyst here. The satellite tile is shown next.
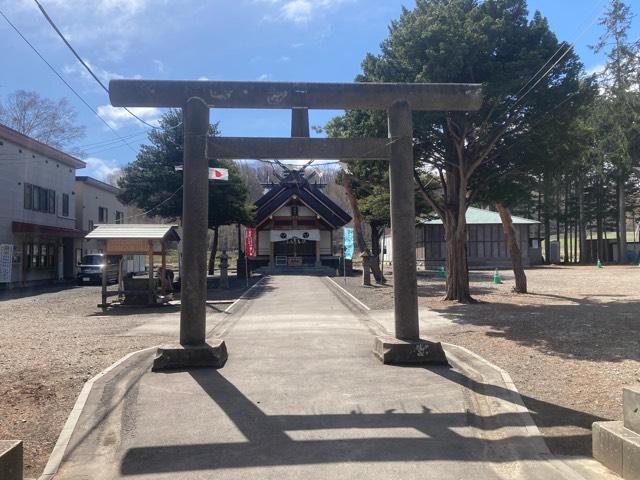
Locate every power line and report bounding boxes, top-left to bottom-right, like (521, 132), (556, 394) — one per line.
(0, 7), (137, 153)
(33, 0), (161, 131)
(501, 1), (607, 120)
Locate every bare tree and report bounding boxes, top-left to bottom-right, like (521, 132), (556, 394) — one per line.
(0, 90), (85, 152)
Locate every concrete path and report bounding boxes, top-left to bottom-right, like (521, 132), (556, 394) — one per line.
(50, 276), (603, 480)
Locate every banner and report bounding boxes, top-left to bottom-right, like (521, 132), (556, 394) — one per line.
(245, 227), (257, 257)
(0, 244), (14, 283)
(343, 227), (354, 260)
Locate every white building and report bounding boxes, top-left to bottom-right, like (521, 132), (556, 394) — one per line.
(75, 176), (126, 254)
(0, 123), (86, 287)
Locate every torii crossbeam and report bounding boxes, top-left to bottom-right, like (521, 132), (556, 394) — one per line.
(109, 79), (482, 369)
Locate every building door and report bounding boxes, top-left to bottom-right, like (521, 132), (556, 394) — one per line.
(273, 240), (316, 266)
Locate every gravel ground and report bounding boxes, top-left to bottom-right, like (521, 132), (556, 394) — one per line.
(0, 277), (255, 480)
(341, 265), (640, 457)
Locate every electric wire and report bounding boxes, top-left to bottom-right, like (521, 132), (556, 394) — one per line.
(0, 7), (137, 153)
(33, 0), (164, 132)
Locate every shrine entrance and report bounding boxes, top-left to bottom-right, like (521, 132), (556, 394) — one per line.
(109, 79), (482, 369)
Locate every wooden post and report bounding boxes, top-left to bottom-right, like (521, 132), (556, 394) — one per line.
(148, 241), (154, 306)
(101, 246), (107, 308)
(161, 241), (167, 296)
(269, 240), (275, 268)
(118, 256), (124, 299)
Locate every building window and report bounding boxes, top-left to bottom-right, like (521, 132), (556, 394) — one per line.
(98, 207), (108, 223)
(24, 183), (33, 209)
(115, 211), (124, 224)
(62, 193), (69, 217)
(32, 244), (39, 268)
(48, 190), (55, 214)
(23, 183), (56, 214)
(40, 244), (47, 267)
(48, 243), (55, 267)
(291, 206), (299, 216)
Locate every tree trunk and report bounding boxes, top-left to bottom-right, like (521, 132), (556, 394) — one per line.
(442, 170), (473, 303)
(496, 202), (527, 293)
(207, 226), (219, 275)
(342, 171), (384, 283)
(543, 175), (552, 264)
(618, 177), (627, 263)
(596, 182), (604, 262)
(369, 224), (387, 284)
(577, 177), (587, 263)
(563, 184), (569, 263)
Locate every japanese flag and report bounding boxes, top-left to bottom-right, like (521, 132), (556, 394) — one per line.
(209, 168), (229, 181)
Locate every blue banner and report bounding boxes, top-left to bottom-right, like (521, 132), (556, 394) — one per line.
(343, 227), (354, 260)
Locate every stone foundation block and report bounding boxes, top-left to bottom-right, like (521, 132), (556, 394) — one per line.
(593, 420), (640, 479)
(152, 340), (228, 371)
(0, 440), (23, 480)
(624, 386), (640, 435)
(624, 433), (640, 480)
(374, 336), (448, 365)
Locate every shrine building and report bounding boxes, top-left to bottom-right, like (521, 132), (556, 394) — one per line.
(250, 168), (351, 271)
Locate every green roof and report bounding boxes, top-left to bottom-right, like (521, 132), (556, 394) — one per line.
(418, 207), (539, 225)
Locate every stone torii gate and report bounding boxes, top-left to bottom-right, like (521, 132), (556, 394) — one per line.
(109, 80), (482, 370)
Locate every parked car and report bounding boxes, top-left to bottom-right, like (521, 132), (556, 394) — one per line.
(76, 254), (119, 285)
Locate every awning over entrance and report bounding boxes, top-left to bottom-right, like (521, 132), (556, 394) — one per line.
(270, 229), (320, 242)
(12, 221), (84, 238)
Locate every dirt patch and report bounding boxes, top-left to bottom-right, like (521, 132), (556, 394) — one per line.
(341, 265), (640, 457)
(0, 277), (256, 479)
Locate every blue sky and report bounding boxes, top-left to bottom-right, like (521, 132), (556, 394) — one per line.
(1, 0), (637, 180)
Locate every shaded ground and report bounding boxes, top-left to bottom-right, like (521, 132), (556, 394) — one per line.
(0, 276), (258, 479)
(340, 265), (640, 458)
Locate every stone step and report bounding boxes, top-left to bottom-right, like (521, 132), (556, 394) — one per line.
(254, 266), (336, 277)
(624, 386), (640, 435)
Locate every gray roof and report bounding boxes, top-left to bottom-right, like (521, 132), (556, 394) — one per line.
(76, 176), (120, 195)
(419, 207), (539, 225)
(85, 224), (180, 240)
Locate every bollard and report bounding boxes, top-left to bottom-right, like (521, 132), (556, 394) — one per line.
(597, 258), (603, 269)
(219, 251), (229, 289)
(361, 251), (372, 286)
(492, 268), (502, 284)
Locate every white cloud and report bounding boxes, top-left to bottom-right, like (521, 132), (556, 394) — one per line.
(587, 64), (605, 77)
(7, 0), (176, 61)
(153, 59), (165, 73)
(256, 0), (351, 24)
(82, 156), (121, 181)
(198, 76), (210, 81)
(257, 73), (273, 81)
(97, 105), (161, 129)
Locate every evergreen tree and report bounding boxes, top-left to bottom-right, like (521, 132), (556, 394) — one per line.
(328, 0), (588, 302)
(118, 110), (253, 274)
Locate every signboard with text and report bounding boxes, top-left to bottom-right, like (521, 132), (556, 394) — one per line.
(0, 244), (14, 283)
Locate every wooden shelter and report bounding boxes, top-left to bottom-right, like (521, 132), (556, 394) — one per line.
(85, 224), (180, 308)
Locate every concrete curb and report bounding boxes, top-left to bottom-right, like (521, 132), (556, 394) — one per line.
(38, 346), (157, 480)
(326, 276), (372, 311)
(40, 277), (267, 479)
(327, 285), (617, 479)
